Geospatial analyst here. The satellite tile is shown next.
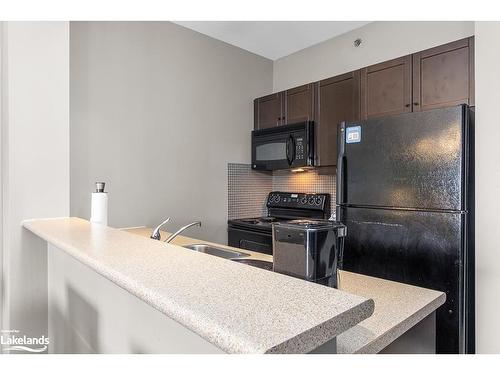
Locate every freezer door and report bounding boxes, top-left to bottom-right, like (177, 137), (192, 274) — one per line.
(338, 105), (467, 210)
(339, 206), (466, 354)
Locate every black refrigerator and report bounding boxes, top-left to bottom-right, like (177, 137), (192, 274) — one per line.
(336, 105), (474, 354)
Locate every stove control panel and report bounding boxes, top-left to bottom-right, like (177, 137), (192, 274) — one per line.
(266, 191), (330, 211)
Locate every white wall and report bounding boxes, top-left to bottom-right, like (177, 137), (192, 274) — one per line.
(273, 21), (474, 91)
(473, 21), (500, 354)
(0, 22), (70, 339)
(70, 22), (273, 244)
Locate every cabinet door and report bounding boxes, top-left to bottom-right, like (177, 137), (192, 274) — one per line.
(316, 71), (361, 167)
(360, 56), (412, 119)
(284, 83), (316, 124)
(413, 37), (474, 112)
(254, 92), (283, 129)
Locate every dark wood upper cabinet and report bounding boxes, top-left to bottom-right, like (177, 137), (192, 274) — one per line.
(253, 37), (475, 166)
(316, 71), (360, 166)
(284, 83), (316, 124)
(254, 84), (316, 129)
(360, 55), (412, 119)
(412, 37), (474, 112)
(254, 92), (284, 129)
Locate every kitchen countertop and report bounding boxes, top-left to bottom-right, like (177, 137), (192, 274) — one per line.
(23, 217), (374, 354)
(126, 227), (446, 354)
(335, 272), (444, 353)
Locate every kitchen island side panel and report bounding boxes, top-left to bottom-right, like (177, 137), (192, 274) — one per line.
(48, 243), (223, 354)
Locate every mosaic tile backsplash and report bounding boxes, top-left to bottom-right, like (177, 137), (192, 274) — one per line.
(273, 169), (336, 212)
(228, 164), (272, 220)
(228, 163), (336, 220)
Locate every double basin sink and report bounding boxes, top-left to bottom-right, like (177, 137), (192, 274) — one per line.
(182, 244), (273, 271)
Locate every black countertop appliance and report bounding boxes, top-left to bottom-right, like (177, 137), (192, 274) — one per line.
(272, 219), (346, 288)
(336, 105), (475, 354)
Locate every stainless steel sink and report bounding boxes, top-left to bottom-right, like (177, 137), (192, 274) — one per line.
(230, 258), (273, 271)
(183, 244), (250, 259)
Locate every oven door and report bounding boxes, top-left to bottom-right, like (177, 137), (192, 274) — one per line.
(227, 227), (273, 255)
(251, 122), (314, 171)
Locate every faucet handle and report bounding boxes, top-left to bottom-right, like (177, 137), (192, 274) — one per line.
(150, 217), (171, 240)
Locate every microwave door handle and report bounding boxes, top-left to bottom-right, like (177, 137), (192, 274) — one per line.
(286, 137), (292, 165)
(290, 136), (296, 164)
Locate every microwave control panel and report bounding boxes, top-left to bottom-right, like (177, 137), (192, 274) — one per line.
(295, 137), (304, 160)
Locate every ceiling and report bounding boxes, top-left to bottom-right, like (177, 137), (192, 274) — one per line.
(174, 21), (370, 60)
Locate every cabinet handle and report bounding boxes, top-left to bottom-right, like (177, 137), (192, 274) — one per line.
(414, 102), (419, 106)
(405, 104), (410, 107)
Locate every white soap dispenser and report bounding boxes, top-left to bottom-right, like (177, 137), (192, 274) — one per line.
(90, 182), (108, 226)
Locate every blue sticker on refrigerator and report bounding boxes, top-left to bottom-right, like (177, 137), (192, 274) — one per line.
(346, 125), (361, 143)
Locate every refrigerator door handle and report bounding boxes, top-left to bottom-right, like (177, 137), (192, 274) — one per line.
(337, 122), (347, 206)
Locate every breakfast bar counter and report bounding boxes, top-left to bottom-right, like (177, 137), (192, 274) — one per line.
(23, 217), (374, 354)
(23, 217), (445, 354)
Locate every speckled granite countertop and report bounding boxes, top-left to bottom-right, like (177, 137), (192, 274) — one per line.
(23, 217), (374, 354)
(336, 271), (445, 353)
(126, 227), (446, 354)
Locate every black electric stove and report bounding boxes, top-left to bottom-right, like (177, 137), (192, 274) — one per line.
(227, 191), (331, 255)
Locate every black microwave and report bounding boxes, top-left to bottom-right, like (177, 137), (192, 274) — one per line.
(251, 122), (315, 171)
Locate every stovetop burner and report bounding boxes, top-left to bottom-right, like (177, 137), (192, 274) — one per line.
(227, 216), (291, 232)
(237, 217), (280, 224)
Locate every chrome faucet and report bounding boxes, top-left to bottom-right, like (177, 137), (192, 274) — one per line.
(164, 221), (201, 243)
(150, 217), (171, 240)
